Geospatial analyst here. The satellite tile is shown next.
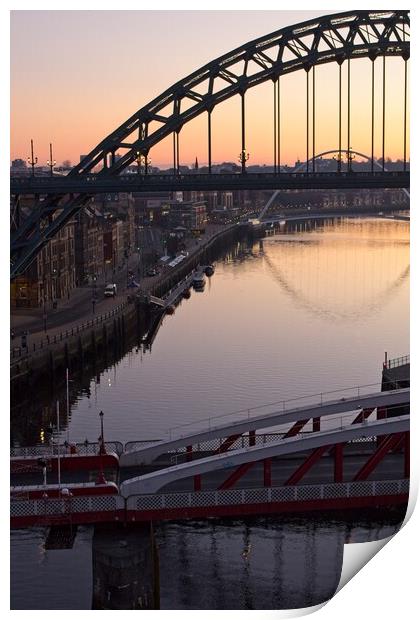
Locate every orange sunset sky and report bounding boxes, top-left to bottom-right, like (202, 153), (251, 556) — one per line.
(10, 10), (410, 169)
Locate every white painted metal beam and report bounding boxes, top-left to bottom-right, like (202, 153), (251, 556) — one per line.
(120, 414), (409, 496)
(119, 388), (409, 467)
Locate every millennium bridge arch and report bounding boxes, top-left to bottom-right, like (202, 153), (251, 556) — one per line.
(10, 10), (410, 278)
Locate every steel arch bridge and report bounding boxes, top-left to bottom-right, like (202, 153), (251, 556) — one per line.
(11, 10), (410, 278)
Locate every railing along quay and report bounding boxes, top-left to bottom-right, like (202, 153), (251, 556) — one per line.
(385, 355), (410, 370)
(11, 300), (130, 361)
(11, 223), (242, 363)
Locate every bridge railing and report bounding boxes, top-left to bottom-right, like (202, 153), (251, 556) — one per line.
(11, 479), (409, 522)
(167, 431), (378, 464)
(10, 494), (125, 520)
(126, 479), (409, 513)
(385, 355), (410, 370)
(11, 170), (409, 187)
(11, 440), (125, 458)
(166, 381), (410, 440)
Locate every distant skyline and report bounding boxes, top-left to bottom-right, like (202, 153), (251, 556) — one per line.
(10, 10), (410, 168)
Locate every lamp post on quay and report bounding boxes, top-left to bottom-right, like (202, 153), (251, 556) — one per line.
(27, 139), (38, 177)
(47, 142), (56, 177)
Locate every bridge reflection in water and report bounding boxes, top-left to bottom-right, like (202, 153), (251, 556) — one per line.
(10, 509), (405, 610)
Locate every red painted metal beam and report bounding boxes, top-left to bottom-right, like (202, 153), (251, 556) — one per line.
(123, 494), (409, 526)
(285, 445), (331, 485)
(263, 458), (272, 487)
(249, 430), (256, 447)
(12, 493), (410, 529)
(284, 419), (310, 438)
(334, 444), (344, 482)
(186, 445), (193, 462)
(194, 474), (202, 492)
(353, 433), (404, 481)
(352, 407), (375, 424)
(218, 461), (256, 490)
(11, 453), (119, 474)
(215, 434), (243, 454)
(312, 417), (321, 432)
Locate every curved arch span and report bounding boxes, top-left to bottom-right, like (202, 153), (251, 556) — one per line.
(71, 10), (409, 178)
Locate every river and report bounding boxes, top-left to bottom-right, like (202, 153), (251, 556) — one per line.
(10, 216), (410, 609)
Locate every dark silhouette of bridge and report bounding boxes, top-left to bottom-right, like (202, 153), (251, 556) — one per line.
(10, 10), (410, 278)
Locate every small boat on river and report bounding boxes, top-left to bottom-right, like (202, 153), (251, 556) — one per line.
(192, 270), (206, 291)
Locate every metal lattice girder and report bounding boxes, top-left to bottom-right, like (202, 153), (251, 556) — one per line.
(10, 10), (410, 278)
(69, 10), (409, 178)
(353, 432), (405, 481)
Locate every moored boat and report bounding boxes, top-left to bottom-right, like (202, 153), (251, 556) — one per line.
(192, 271), (206, 290)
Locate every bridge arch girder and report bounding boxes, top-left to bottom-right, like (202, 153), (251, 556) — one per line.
(72, 10), (409, 177)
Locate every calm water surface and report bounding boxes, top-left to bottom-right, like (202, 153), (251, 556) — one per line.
(10, 217), (409, 609)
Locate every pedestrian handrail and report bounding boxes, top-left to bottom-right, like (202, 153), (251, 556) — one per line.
(11, 300), (131, 360)
(385, 355), (410, 370)
(166, 381), (410, 439)
(11, 224), (237, 361)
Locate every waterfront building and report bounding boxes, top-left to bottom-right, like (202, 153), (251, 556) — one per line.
(11, 218), (76, 309)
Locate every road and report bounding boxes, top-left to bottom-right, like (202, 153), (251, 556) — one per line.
(11, 223), (228, 347)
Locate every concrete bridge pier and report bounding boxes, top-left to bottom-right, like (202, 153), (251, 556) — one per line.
(92, 523), (159, 610)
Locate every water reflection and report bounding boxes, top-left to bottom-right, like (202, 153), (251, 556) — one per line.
(10, 217), (409, 609)
(11, 217), (409, 446)
(263, 220), (409, 322)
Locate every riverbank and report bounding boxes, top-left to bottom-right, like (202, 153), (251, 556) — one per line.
(10, 222), (248, 399)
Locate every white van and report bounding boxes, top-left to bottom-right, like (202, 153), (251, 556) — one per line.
(104, 283), (117, 298)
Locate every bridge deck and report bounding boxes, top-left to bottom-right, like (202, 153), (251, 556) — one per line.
(10, 170), (409, 195)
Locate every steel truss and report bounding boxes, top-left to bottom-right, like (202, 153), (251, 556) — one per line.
(11, 10), (410, 278)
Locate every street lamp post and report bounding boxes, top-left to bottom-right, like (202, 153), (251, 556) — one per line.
(333, 151), (344, 173)
(47, 142), (56, 177)
(346, 147), (356, 172)
(27, 139), (38, 177)
(99, 410), (105, 454)
(238, 149), (249, 174)
(137, 246), (141, 277)
(91, 274), (97, 314)
(42, 282), (47, 332)
(134, 151), (151, 175)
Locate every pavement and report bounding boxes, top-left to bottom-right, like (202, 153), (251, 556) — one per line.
(10, 224), (231, 349)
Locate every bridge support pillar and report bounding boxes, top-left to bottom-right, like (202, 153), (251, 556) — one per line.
(92, 523), (159, 609)
(186, 445), (193, 462)
(312, 417), (320, 432)
(194, 474), (201, 492)
(249, 430), (256, 447)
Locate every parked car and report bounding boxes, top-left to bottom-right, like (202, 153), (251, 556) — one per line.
(104, 283), (117, 297)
